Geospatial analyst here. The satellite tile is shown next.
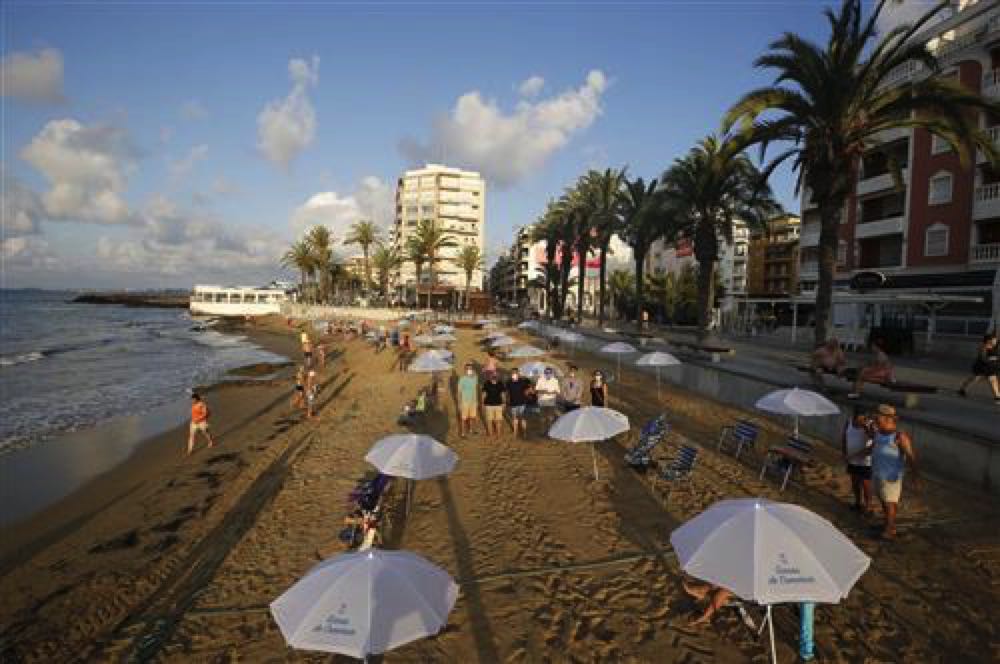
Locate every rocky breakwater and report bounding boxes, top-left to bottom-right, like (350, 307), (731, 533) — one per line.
(71, 292), (190, 309)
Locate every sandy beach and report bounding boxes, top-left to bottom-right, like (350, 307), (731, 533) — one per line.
(1, 319), (998, 662)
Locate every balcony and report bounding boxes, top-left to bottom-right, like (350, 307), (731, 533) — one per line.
(799, 260), (819, 279)
(871, 127), (911, 144)
(799, 224), (821, 248)
(976, 126), (1000, 163)
(974, 183), (1000, 220)
(881, 60), (926, 88)
(970, 242), (1000, 264)
(856, 215), (906, 239)
(984, 69), (1000, 99)
(857, 169), (907, 197)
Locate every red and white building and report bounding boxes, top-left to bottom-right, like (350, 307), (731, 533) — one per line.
(798, 0), (999, 337)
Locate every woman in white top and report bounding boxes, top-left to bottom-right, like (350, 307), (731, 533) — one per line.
(842, 407), (873, 514)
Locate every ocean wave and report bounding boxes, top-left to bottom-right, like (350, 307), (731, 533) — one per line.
(0, 351), (45, 367)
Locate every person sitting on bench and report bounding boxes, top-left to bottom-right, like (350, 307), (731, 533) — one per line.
(849, 337), (895, 399)
(810, 337), (848, 386)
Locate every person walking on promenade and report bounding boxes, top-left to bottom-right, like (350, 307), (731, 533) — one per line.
(842, 407), (874, 515)
(590, 370), (608, 407)
(871, 404), (919, 540)
(505, 368), (532, 439)
(811, 337), (848, 387)
(561, 365), (583, 412)
(848, 337), (894, 399)
(187, 393), (215, 455)
(301, 331), (314, 369)
(957, 333), (1000, 405)
(482, 371), (505, 437)
(291, 365), (306, 412)
(305, 368), (318, 420)
(457, 363), (479, 438)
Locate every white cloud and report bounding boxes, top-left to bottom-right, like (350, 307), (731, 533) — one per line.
(1, 172), (45, 236)
(2, 235), (59, 270)
(401, 69), (608, 188)
(168, 144), (209, 183)
(211, 175), (239, 196)
(179, 99), (208, 120)
(518, 75), (545, 98)
(257, 56), (319, 169)
(20, 118), (138, 225)
(1, 48), (65, 104)
(290, 176), (394, 242)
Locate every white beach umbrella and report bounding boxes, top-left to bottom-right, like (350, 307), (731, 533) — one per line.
(431, 333), (457, 344)
(755, 387), (839, 436)
(601, 341), (638, 383)
(519, 361), (562, 378)
(475, 318), (492, 326)
(548, 406), (630, 480)
(270, 549), (459, 659)
(518, 320), (540, 331)
(671, 498), (871, 664)
(413, 334), (436, 346)
(433, 324), (454, 334)
(507, 344), (546, 359)
(424, 348), (453, 361)
(408, 353), (453, 373)
(365, 434), (457, 480)
(635, 351), (682, 398)
(490, 335), (516, 348)
(558, 330), (584, 343)
(483, 330), (504, 340)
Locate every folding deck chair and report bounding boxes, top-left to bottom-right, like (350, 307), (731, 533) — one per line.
(759, 436), (814, 491)
(624, 414), (670, 470)
(660, 445), (699, 481)
(717, 419), (759, 461)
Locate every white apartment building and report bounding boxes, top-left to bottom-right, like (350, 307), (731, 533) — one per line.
(645, 220), (749, 297)
(391, 164), (486, 302)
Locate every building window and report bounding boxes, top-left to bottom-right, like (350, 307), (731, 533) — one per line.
(930, 134), (951, 155)
(928, 172), (952, 205)
(837, 240), (847, 265)
(924, 223), (949, 257)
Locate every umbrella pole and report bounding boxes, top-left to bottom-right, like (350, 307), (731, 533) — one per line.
(656, 368), (661, 401)
(591, 442), (599, 481)
(767, 605), (777, 664)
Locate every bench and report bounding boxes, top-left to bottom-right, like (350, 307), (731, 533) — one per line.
(717, 419), (760, 461)
(759, 436), (813, 491)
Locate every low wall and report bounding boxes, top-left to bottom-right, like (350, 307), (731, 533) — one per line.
(564, 328), (1000, 495)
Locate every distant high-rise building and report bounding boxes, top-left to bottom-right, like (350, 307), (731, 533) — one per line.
(391, 164), (485, 303)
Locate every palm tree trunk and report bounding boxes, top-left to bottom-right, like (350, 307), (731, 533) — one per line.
(363, 248), (370, 297)
(696, 259), (716, 342)
(576, 247), (586, 323)
(598, 243), (609, 324)
(465, 274), (472, 311)
(634, 251), (646, 332)
(814, 201), (841, 347)
(428, 258), (435, 310)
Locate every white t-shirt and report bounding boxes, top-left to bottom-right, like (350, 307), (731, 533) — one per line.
(535, 376), (560, 406)
(844, 423), (871, 467)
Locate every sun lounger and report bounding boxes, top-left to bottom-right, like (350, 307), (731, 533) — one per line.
(717, 419), (759, 461)
(759, 436), (813, 491)
(660, 445), (699, 481)
(624, 414), (670, 470)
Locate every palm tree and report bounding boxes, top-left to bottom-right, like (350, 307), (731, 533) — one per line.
(660, 135), (780, 340)
(608, 269), (635, 320)
(725, 0), (1000, 345)
(580, 168), (626, 325)
(531, 200), (566, 319)
(453, 245), (483, 311)
(404, 236), (426, 307)
(306, 225), (335, 304)
(619, 176), (670, 331)
(371, 243), (402, 300)
(281, 239), (314, 300)
(559, 184), (594, 324)
(344, 220), (381, 295)
(410, 220), (458, 309)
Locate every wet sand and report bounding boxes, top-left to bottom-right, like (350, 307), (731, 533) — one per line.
(1, 320), (998, 662)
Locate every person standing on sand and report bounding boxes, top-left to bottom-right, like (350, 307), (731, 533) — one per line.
(871, 404), (919, 540)
(482, 371), (505, 437)
(957, 333), (1000, 405)
(305, 368), (318, 419)
(301, 331), (314, 369)
(590, 370), (608, 407)
(187, 393), (215, 455)
(561, 365), (583, 412)
(535, 367), (561, 427)
(483, 351), (498, 376)
(842, 407), (874, 515)
(505, 368), (532, 438)
(291, 365), (306, 411)
(457, 363), (479, 438)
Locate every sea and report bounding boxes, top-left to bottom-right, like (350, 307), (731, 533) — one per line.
(0, 289), (287, 457)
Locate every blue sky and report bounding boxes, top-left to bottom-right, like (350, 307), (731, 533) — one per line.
(2, 0), (913, 289)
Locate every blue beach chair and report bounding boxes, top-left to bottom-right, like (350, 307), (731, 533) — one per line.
(717, 419), (759, 461)
(624, 414), (670, 470)
(660, 445), (699, 481)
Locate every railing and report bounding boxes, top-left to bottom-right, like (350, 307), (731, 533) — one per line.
(975, 182), (1000, 202)
(882, 60), (924, 87)
(934, 31), (978, 59)
(983, 69), (1000, 93)
(989, 12), (1000, 33)
(970, 242), (1000, 263)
